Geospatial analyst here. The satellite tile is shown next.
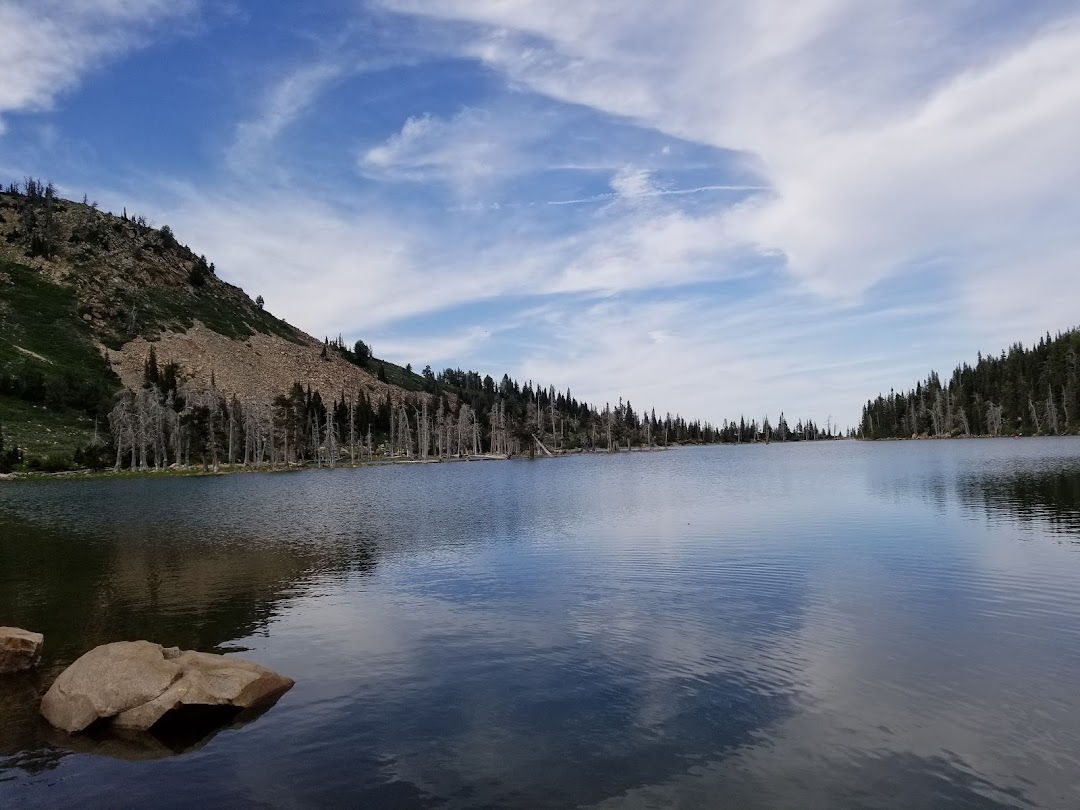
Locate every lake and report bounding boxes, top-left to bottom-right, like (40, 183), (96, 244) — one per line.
(2, 440), (1080, 808)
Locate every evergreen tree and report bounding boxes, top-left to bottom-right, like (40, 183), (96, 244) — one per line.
(143, 346), (160, 388)
(860, 327), (1080, 438)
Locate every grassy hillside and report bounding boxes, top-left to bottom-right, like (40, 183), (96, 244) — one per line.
(0, 188), (304, 351)
(375, 358), (428, 393)
(122, 283), (302, 349)
(0, 184), (434, 470)
(0, 257), (119, 413)
(0, 396), (95, 462)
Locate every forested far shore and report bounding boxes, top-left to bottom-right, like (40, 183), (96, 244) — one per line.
(860, 327), (1080, 439)
(1, 346), (840, 474)
(98, 351), (839, 472)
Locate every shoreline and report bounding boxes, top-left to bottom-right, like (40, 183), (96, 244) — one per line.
(0, 445), (674, 482)
(11, 435), (1075, 482)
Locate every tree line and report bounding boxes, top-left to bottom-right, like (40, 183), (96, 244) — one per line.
(860, 327), (1080, 439)
(95, 347), (838, 472)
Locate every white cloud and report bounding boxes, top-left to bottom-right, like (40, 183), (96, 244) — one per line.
(608, 166), (654, 199)
(360, 108), (504, 190)
(148, 184), (561, 339)
(378, 0), (1080, 345)
(513, 294), (954, 428)
(358, 105), (564, 197)
(373, 326), (499, 370)
(227, 61), (345, 172)
(139, 163), (755, 352)
(0, 0), (195, 132)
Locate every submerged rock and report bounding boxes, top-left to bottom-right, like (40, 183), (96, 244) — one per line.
(0, 627), (43, 674)
(41, 641), (293, 734)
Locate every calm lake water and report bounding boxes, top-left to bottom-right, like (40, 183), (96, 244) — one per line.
(2, 440), (1080, 808)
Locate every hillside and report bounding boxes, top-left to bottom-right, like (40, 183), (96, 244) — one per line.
(0, 181), (433, 467)
(859, 328), (1080, 439)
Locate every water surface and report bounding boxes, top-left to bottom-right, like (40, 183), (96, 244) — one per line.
(2, 440), (1080, 808)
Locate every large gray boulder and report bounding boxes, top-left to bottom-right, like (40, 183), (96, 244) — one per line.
(0, 627), (43, 674)
(41, 641), (293, 734)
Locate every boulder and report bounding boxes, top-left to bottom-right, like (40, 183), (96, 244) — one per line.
(41, 641), (293, 734)
(0, 627), (43, 674)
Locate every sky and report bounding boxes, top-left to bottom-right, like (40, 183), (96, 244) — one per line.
(2, 0), (1079, 429)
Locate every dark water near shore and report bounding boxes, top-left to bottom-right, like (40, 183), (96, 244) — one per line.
(2, 440), (1080, 808)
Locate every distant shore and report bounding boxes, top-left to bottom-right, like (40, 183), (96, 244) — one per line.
(0, 445), (673, 482)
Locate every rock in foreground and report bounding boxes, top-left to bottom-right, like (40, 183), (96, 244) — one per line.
(41, 641), (293, 734)
(0, 627), (43, 674)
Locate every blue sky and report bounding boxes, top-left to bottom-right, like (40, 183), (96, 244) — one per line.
(2, 0), (1079, 429)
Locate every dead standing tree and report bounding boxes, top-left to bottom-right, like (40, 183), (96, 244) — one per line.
(348, 396), (357, 467)
(324, 410), (338, 468)
(490, 400), (509, 456)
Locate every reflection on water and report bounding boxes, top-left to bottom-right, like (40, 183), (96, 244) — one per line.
(0, 476), (380, 776)
(1, 440), (1080, 808)
(959, 460), (1080, 536)
(46, 703), (285, 762)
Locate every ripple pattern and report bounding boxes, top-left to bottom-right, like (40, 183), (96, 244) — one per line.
(2, 439), (1080, 808)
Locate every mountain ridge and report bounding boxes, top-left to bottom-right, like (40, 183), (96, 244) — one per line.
(0, 184), (419, 407)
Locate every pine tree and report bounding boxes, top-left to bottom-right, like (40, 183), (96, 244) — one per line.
(860, 327), (1080, 438)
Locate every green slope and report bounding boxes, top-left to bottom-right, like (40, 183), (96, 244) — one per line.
(0, 258), (120, 414)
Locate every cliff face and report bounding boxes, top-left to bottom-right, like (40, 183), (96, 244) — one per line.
(0, 188), (409, 407)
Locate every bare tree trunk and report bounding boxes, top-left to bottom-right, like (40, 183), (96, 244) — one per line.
(532, 433), (554, 456)
(268, 409), (276, 470)
(1047, 384), (1060, 435)
(283, 408), (290, 467)
(399, 406), (412, 457)
(325, 411), (337, 468)
(349, 397), (356, 466)
(208, 390), (220, 473)
(986, 402), (1003, 436)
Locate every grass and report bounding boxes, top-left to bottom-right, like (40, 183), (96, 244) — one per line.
(0, 395), (95, 459)
(102, 284), (304, 350)
(0, 258), (118, 390)
(373, 358), (428, 392)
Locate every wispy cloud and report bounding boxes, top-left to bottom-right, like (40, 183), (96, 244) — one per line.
(372, 326), (501, 370)
(378, 0), (1080, 336)
(513, 291), (959, 426)
(548, 179), (768, 207)
(0, 0), (196, 133)
(359, 108), (510, 192)
(226, 61), (345, 173)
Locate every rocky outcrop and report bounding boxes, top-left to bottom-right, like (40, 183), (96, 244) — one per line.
(0, 627), (43, 674)
(109, 324), (399, 410)
(41, 641), (293, 734)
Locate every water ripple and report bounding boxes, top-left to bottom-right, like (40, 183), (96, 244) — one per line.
(2, 440), (1080, 807)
